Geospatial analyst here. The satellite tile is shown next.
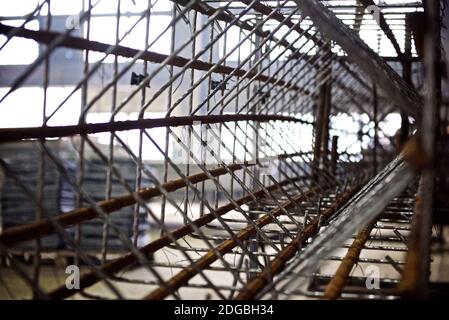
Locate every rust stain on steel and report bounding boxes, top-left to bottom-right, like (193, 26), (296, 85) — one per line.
(143, 187), (323, 300)
(234, 185), (362, 300)
(0, 163), (247, 247)
(0, 113), (311, 143)
(401, 135), (430, 171)
(323, 219), (377, 299)
(47, 177), (300, 300)
(0, 23), (301, 92)
(398, 173), (433, 298)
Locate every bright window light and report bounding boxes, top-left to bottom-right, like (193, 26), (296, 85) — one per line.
(0, 20), (39, 65)
(87, 15), (172, 63)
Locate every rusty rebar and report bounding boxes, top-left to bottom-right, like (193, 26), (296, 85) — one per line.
(397, 175), (433, 298)
(0, 23), (300, 93)
(142, 187), (322, 300)
(0, 150), (308, 247)
(0, 114), (311, 143)
(398, 0), (440, 297)
(47, 177), (300, 300)
(322, 219), (377, 299)
(0, 163), (247, 247)
(234, 184), (361, 300)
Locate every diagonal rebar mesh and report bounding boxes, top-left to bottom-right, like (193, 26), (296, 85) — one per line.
(0, 0), (441, 300)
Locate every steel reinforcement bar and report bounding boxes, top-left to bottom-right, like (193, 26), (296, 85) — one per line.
(249, 137), (427, 299)
(322, 219), (377, 299)
(239, 0), (324, 48)
(0, 23), (300, 92)
(234, 184), (362, 300)
(0, 114), (311, 143)
(170, 0), (293, 52)
(47, 177), (303, 300)
(0, 151), (306, 247)
(357, 0), (404, 58)
(142, 186), (326, 300)
(398, 0), (441, 299)
(0, 163), (247, 247)
(292, 0), (422, 121)
(397, 175), (433, 298)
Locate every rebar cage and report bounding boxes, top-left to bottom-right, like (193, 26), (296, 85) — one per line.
(0, 0), (446, 300)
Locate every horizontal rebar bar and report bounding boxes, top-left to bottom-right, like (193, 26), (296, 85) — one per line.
(0, 23), (300, 91)
(0, 162), (251, 247)
(0, 114), (311, 143)
(0, 0), (431, 301)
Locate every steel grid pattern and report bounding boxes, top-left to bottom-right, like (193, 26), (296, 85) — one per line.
(0, 0), (439, 300)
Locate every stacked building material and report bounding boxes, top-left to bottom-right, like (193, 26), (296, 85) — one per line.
(0, 141), (65, 250)
(0, 140), (151, 252)
(61, 157), (151, 252)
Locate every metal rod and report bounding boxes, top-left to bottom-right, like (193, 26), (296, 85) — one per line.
(322, 219), (377, 299)
(234, 184), (362, 300)
(0, 163), (246, 246)
(292, 0), (423, 121)
(0, 23), (300, 91)
(143, 187), (322, 300)
(48, 178), (299, 300)
(0, 114), (311, 143)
